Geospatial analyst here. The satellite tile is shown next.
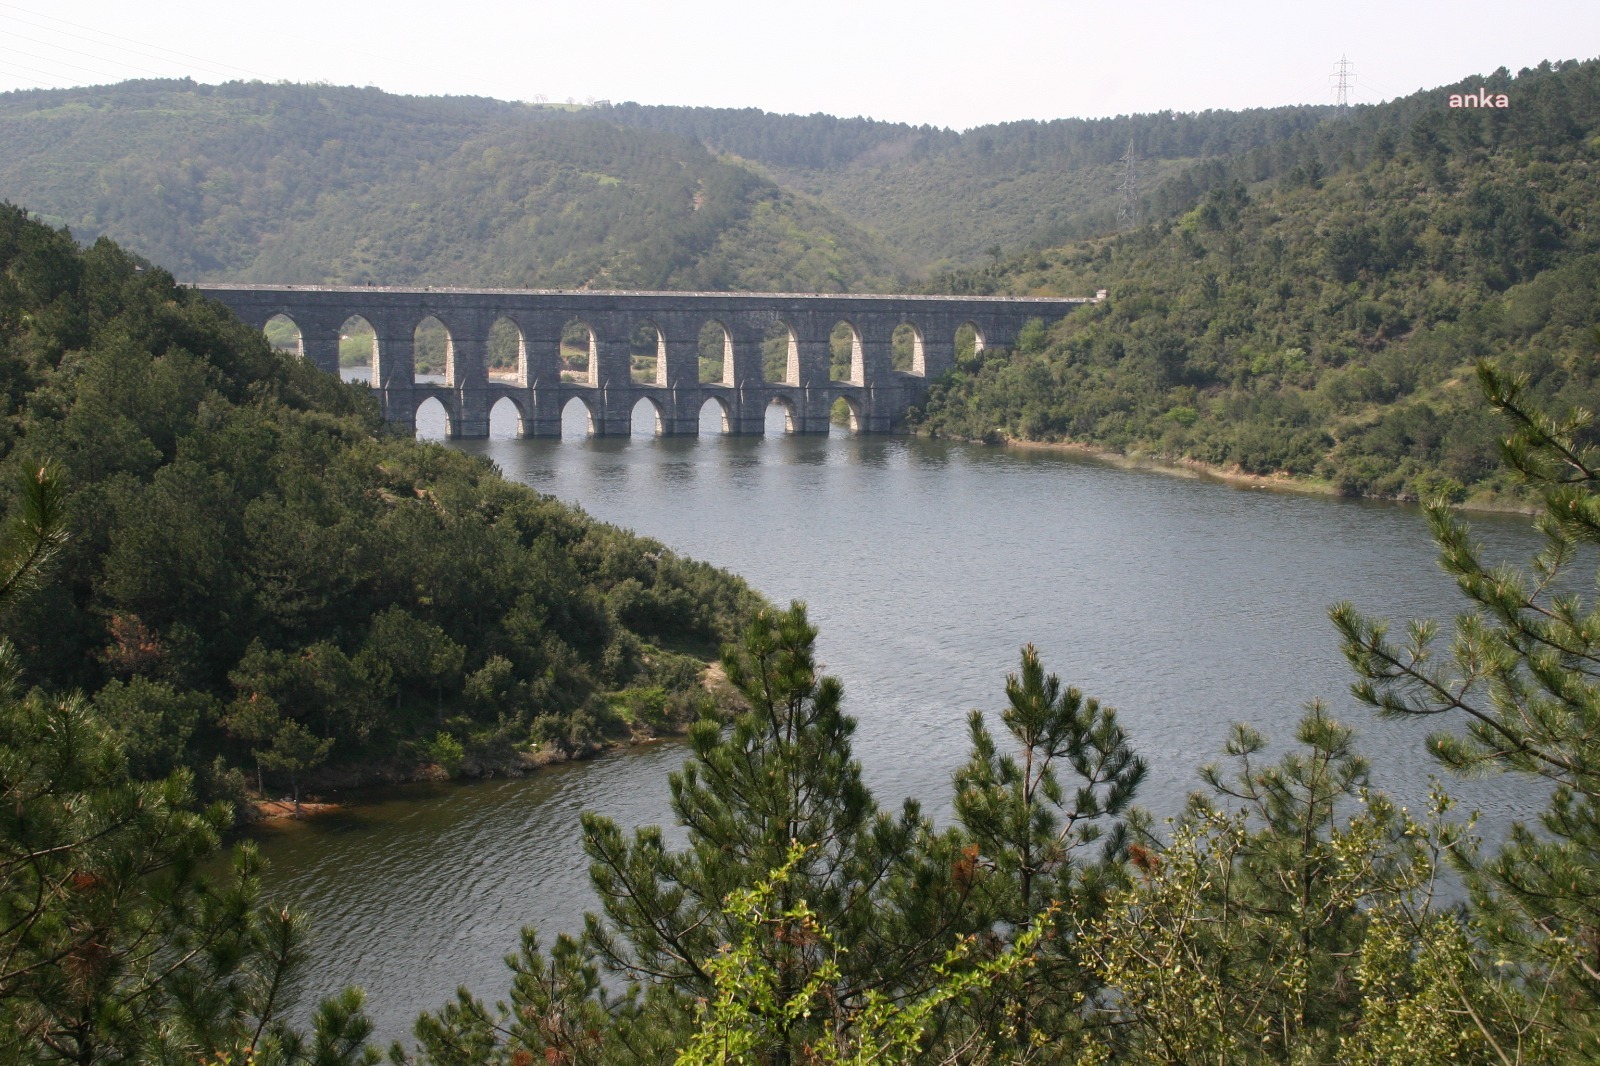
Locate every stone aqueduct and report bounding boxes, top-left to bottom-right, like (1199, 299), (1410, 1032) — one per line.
(197, 285), (1097, 438)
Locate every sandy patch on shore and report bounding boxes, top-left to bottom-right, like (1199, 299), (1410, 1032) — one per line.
(252, 799), (340, 821)
(995, 437), (1535, 515)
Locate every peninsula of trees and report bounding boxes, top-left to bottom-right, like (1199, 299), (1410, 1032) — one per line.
(0, 203), (761, 811)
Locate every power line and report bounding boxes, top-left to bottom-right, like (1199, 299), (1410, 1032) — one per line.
(1, 30), (173, 82)
(1330, 54), (1355, 111)
(0, 60), (67, 89)
(0, 2), (275, 83)
(1349, 71), (1409, 104)
(1116, 139), (1143, 231)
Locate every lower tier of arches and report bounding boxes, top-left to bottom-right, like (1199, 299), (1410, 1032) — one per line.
(390, 382), (917, 439)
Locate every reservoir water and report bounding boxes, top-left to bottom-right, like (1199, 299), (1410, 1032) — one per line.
(251, 395), (1547, 1043)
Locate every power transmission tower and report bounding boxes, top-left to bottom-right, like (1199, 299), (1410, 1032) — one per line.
(1330, 55), (1355, 111)
(1116, 140), (1143, 231)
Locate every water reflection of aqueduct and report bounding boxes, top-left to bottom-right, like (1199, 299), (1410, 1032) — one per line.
(199, 286), (1098, 438)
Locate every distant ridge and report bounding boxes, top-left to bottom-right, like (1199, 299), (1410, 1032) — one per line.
(4, 64), (1590, 297)
(0, 77), (1339, 286)
(0, 80), (905, 291)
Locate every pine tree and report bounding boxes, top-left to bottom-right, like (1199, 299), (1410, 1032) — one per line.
(1335, 362), (1600, 1056)
(1185, 707), (1398, 1056)
(578, 601), (972, 1064)
(400, 930), (623, 1066)
(951, 643), (1145, 1049)
(0, 464), (378, 1064)
(259, 716), (335, 817)
(1081, 707), (1508, 1064)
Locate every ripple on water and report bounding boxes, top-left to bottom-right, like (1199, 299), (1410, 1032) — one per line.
(254, 422), (1549, 1043)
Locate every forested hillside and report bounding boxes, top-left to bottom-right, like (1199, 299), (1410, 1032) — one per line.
(0, 78), (1344, 286)
(598, 101), (1336, 265)
(0, 80), (905, 290)
(7, 64), (1600, 507)
(910, 58), (1600, 505)
(0, 203), (760, 805)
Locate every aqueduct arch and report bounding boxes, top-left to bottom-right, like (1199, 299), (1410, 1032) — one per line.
(217, 285), (1098, 440)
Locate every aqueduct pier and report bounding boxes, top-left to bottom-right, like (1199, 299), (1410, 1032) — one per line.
(197, 285), (1098, 438)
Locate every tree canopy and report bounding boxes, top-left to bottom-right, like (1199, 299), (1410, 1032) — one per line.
(910, 59), (1600, 505)
(0, 202), (761, 804)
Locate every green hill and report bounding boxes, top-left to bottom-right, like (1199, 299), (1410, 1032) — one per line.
(907, 59), (1600, 505)
(0, 79), (1348, 286)
(0, 80), (906, 291)
(0, 202), (761, 801)
(597, 102), (1336, 268)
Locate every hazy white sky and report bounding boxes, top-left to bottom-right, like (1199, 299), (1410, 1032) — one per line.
(1, 0), (1596, 129)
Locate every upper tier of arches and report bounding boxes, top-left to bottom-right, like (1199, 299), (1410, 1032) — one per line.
(255, 311), (992, 390)
(210, 285), (1090, 440)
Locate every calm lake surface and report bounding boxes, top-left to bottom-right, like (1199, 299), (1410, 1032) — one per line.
(252, 390), (1546, 1042)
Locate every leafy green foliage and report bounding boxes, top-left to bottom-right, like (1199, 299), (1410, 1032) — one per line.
(675, 843), (1046, 1066)
(1080, 771), (1524, 1065)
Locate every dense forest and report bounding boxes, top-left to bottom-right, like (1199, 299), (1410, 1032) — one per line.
(0, 203), (761, 818)
(0, 78), (1344, 286)
(910, 59), (1600, 505)
(0, 81), (905, 291)
(595, 101), (1335, 265)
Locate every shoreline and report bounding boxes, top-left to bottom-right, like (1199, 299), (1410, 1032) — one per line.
(242, 729), (696, 826)
(987, 436), (1538, 516)
(237, 661), (741, 824)
(251, 798), (341, 821)
(242, 735), (662, 824)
